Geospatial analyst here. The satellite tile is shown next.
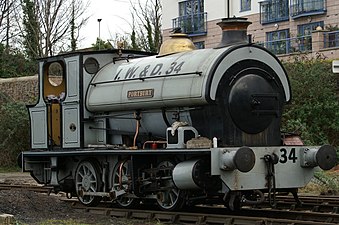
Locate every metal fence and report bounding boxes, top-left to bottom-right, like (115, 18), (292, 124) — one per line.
(260, 30), (339, 55)
(172, 12), (207, 36)
(290, 0), (326, 18)
(259, 35), (312, 55)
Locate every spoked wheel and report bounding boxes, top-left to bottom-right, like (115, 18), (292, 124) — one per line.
(75, 159), (102, 206)
(112, 159), (137, 208)
(156, 160), (185, 211)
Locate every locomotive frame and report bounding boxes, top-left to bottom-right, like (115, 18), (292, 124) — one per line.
(20, 18), (337, 211)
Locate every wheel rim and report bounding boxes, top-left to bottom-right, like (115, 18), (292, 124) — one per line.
(75, 160), (101, 206)
(156, 161), (183, 210)
(112, 159), (135, 207)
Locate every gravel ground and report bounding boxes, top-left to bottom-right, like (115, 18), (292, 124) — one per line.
(0, 172), (158, 225)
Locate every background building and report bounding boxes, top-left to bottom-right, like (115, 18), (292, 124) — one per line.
(161, 0), (339, 59)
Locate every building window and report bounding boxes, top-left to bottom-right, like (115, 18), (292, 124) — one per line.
(173, 0), (207, 36)
(290, 0), (326, 19)
(324, 30), (339, 49)
(241, 0), (251, 11)
(260, 0), (289, 24)
(179, 0), (204, 16)
(297, 21), (324, 51)
(194, 41), (205, 49)
(297, 21), (324, 36)
(266, 29), (290, 55)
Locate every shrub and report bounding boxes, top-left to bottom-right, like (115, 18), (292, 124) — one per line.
(282, 59), (339, 148)
(0, 43), (37, 78)
(0, 99), (30, 167)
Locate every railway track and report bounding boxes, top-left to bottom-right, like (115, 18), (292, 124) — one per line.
(69, 203), (339, 225)
(1, 184), (338, 224)
(0, 184), (53, 194)
(271, 195), (339, 213)
(64, 195), (339, 225)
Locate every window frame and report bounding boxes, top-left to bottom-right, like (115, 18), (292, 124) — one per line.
(194, 41), (205, 49)
(240, 0), (251, 12)
(297, 21), (324, 36)
(174, 0), (207, 36)
(179, 0), (204, 17)
(260, 0), (289, 24)
(266, 29), (290, 55)
(290, 0), (326, 19)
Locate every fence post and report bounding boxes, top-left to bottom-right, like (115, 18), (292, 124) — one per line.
(312, 29), (326, 54)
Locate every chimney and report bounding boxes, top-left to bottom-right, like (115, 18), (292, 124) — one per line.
(216, 17), (252, 48)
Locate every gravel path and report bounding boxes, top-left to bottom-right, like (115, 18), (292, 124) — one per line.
(0, 172), (156, 225)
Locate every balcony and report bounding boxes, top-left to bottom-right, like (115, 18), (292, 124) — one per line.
(172, 12), (207, 37)
(260, 0), (289, 24)
(259, 35), (312, 55)
(261, 30), (339, 56)
(290, 0), (326, 19)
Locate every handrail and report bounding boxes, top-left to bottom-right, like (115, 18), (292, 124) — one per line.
(258, 34), (312, 55)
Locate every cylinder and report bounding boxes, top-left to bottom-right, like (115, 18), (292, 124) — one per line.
(172, 159), (203, 190)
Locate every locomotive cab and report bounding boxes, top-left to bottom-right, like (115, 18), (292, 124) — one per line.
(28, 56), (82, 150)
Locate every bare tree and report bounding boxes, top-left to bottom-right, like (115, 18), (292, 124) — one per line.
(69, 0), (89, 51)
(129, 0), (162, 52)
(0, 0), (12, 38)
(18, 0), (89, 57)
(0, 0), (18, 49)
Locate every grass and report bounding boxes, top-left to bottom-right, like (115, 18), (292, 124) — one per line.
(301, 169), (339, 195)
(13, 219), (94, 225)
(314, 170), (339, 194)
(13, 218), (166, 225)
(0, 166), (21, 173)
(38, 220), (91, 225)
(35, 219), (165, 225)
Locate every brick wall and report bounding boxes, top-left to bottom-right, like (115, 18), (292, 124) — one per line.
(0, 75), (39, 104)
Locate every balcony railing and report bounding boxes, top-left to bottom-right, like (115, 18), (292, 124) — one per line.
(290, 0), (326, 19)
(259, 35), (312, 55)
(260, 0), (289, 24)
(259, 30), (339, 56)
(323, 30), (339, 48)
(172, 12), (207, 36)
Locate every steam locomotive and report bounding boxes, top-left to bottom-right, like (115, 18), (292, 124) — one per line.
(20, 18), (337, 210)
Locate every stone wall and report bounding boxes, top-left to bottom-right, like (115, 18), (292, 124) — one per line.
(0, 75), (39, 104)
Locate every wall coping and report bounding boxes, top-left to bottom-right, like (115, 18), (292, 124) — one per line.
(0, 75), (38, 84)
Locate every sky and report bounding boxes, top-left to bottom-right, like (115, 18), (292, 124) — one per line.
(79, 0), (144, 48)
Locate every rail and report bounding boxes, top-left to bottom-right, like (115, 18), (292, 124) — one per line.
(290, 0), (326, 19)
(260, 30), (339, 56)
(172, 12), (207, 36)
(61, 194), (339, 225)
(68, 202), (339, 225)
(0, 184), (53, 194)
(3, 183), (339, 224)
